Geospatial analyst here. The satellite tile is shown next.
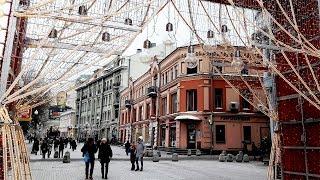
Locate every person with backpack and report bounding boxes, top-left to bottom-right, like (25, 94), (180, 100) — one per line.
(81, 138), (98, 180)
(98, 138), (113, 179)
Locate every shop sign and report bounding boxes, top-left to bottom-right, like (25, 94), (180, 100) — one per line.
(221, 116), (250, 121)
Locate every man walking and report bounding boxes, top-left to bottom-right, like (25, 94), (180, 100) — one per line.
(98, 138), (113, 179)
(124, 140), (130, 156)
(135, 136), (145, 171)
(58, 138), (65, 158)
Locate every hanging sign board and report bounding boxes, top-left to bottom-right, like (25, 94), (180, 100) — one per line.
(16, 106), (32, 121)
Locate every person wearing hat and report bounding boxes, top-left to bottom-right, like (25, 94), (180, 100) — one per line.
(98, 138), (113, 179)
(135, 136), (145, 171)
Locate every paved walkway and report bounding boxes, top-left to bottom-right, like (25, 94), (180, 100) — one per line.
(31, 159), (267, 180)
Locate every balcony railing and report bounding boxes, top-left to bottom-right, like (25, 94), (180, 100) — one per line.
(147, 86), (157, 97)
(125, 100), (132, 108)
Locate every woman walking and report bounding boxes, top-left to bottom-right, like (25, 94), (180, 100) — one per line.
(98, 138), (113, 179)
(81, 138), (98, 180)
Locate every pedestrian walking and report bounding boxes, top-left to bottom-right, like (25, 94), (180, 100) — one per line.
(98, 138), (113, 179)
(81, 138), (98, 180)
(58, 138), (65, 158)
(129, 143), (136, 171)
(71, 139), (77, 151)
(252, 142), (258, 161)
(135, 136), (145, 171)
(125, 140), (130, 156)
(53, 138), (59, 152)
(47, 138), (53, 158)
(40, 139), (48, 159)
(32, 138), (39, 155)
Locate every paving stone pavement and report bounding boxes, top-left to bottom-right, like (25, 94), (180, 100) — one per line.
(31, 159), (267, 180)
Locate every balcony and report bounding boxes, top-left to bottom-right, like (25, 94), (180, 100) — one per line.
(147, 86), (157, 97)
(114, 99), (120, 108)
(125, 100), (132, 108)
(113, 81), (121, 88)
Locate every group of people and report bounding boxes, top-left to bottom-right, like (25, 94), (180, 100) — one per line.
(80, 136), (145, 180)
(124, 137), (145, 171)
(31, 137), (77, 159)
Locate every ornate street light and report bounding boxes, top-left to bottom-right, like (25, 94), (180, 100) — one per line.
(166, 22), (173, 32)
(231, 49), (244, 73)
(124, 18), (133, 25)
(184, 45), (198, 69)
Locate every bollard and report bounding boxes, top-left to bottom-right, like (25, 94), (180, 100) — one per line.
(187, 149), (192, 156)
(63, 151), (70, 163)
(153, 151), (160, 162)
(172, 153), (179, 162)
(196, 149), (201, 156)
(243, 154), (249, 162)
(219, 154), (226, 162)
(226, 154), (234, 162)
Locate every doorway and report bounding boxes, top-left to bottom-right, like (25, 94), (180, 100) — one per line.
(187, 124), (196, 149)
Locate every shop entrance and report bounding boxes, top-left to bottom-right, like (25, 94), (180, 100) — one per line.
(187, 124), (196, 149)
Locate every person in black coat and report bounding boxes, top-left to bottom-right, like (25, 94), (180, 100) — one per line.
(58, 138), (65, 158)
(81, 138), (98, 180)
(98, 138), (113, 179)
(129, 143), (136, 170)
(125, 141), (130, 156)
(32, 138), (39, 155)
(40, 139), (48, 159)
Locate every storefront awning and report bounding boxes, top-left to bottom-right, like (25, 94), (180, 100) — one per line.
(175, 115), (200, 121)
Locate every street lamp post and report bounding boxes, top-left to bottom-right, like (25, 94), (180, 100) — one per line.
(209, 110), (214, 155)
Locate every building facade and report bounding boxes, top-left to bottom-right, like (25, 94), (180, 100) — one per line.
(59, 110), (76, 138)
(119, 45), (269, 151)
(76, 56), (128, 141)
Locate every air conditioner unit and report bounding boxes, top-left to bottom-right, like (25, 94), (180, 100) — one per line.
(229, 102), (239, 112)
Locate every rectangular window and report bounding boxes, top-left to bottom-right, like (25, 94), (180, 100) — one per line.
(170, 69), (173, 82)
(174, 65), (178, 78)
(216, 125), (226, 143)
(187, 90), (197, 111)
(214, 88), (223, 109)
(165, 72), (168, 84)
(161, 97), (167, 115)
(139, 106), (143, 121)
(171, 93), (177, 113)
(243, 126), (251, 143)
(146, 103), (150, 119)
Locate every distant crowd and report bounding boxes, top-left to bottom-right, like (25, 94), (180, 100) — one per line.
(30, 137), (77, 159)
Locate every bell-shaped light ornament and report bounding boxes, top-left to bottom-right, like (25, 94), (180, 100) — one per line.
(203, 30), (216, 52)
(231, 50), (244, 73)
(78, 5), (87, 16)
(102, 32), (110, 42)
(166, 22), (173, 32)
(48, 28), (58, 38)
(143, 39), (151, 49)
(184, 46), (198, 69)
(124, 18), (133, 25)
(221, 24), (229, 43)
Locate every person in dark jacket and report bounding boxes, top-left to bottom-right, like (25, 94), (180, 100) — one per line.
(81, 138), (98, 180)
(129, 143), (136, 170)
(58, 138), (65, 158)
(40, 139), (48, 159)
(32, 138), (39, 155)
(53, 138), (59, 152)
(125, 141), (130, 156)
(98, 138), (113, 179)
(71, 139), (77, 151)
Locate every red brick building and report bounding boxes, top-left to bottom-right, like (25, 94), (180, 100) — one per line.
(119, 45), (269, 152)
